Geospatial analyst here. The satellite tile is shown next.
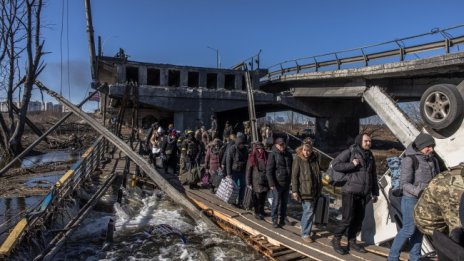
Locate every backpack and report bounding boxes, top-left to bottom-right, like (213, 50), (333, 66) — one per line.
(324, 147), (354, 187)
(387, 155), (419, 197)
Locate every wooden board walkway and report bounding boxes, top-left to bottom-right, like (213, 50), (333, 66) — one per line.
(185, 187), (407, 261)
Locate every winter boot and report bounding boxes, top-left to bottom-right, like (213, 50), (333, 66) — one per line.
(331, 237), (347, 255)
(348, 238), (367, 253)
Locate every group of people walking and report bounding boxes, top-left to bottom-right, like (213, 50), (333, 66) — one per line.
(145, 118), (457, 259)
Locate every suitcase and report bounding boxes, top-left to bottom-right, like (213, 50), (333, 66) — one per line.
(314, 194), (329, 225)
(242, 186), (253, 210)
(215, 176), (239, 204)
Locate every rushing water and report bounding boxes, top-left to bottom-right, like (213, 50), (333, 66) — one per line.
(50, 186), (267, 261)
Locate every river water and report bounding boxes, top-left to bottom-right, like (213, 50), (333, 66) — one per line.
(49, 185), (266, 260)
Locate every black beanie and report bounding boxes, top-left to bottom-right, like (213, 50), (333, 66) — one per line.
(354, 134), (363, 147)
(414, 133), (435, 150)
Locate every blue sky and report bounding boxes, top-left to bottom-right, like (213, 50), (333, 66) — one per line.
(35, 0), (464, 110)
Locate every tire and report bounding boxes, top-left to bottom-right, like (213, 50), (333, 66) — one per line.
(420, 84), (463, 130)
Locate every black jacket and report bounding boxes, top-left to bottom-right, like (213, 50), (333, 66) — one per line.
(266, 146), (293, 188)
(332, 144), (379, 196)
(246, 154), (269, 193)
(225, 144), (248, 175)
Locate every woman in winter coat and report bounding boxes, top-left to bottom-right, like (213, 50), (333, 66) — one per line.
(205, 139), (223, 192)
(246, 142), (269, 220)
(291, 142), (322, 243)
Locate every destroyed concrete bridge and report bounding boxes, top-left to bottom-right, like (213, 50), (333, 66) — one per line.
(100, 31), (464, 151)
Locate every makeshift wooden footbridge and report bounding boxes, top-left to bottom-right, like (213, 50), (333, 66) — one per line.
(0, 84), (407, 260)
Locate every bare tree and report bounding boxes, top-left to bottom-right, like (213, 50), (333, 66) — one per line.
(0, 0), (44, 159)
(360, 115), (384, 138)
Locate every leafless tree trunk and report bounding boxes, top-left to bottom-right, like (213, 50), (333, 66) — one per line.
(0, 0), (44, 158)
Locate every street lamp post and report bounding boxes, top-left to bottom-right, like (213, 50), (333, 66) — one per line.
(207, 46), (220, 68)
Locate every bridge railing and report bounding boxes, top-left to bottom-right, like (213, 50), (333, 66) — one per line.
(0, 136), (107, 258)
(263, 25), (464, 81)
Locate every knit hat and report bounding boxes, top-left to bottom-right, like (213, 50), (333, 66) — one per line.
(414, 133), (435, 150)
(255, 142), (264, 149)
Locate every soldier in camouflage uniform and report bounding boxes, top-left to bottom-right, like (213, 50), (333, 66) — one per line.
(414, 164), (464, 236)
(179, 130), (201, 174)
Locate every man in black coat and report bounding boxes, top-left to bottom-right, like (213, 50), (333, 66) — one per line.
(266, 138), (293, 228)
(331, 133), (379, 255)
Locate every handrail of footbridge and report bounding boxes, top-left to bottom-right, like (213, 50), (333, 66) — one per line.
(0, 136), (106, 258)
(263, 24), (464, 81)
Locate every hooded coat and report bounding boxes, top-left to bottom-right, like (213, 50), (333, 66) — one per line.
(291, 149), (322, 201)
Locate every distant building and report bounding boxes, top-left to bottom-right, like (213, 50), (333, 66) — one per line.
(0, 100), (63, 113)
(28, 101), (42, 112)
(45, 102), (63, 112)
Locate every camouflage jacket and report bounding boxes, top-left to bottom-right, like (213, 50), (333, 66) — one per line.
(414, 166), (464, 236)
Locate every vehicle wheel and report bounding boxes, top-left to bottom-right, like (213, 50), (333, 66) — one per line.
(420, 84), (463, 130)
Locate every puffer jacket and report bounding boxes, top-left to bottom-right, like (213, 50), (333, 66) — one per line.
(332, 144), (379, 196)
(400, 144), (439, 198)
(205, 146), (221, 174)
(246, 154), (269, 193)
(266, 145), (293, 188)
(291, 151), (322, 201)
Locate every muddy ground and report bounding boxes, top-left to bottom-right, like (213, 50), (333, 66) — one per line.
(0, 111), (100, 198)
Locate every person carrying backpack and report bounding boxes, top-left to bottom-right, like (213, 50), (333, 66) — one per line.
(388, 133), (440, 261)
(331, 133), (378, 255)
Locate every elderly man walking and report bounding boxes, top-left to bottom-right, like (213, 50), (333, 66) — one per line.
(266, 138), (293, 228)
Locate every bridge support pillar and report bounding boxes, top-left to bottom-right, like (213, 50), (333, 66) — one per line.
(174, 111), (212, 132)
(315, 117), (359, 153)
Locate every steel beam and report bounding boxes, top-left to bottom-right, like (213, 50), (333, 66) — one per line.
(35, 81), (219, 230)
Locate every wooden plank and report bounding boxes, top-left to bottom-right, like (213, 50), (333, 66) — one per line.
(278, 251), (305, 261)
(187, 188), (252, 216)
(187, 187), (394, 261)
(272, 249), (296, 257)
(190, 188), (390, 261)
(189, 194), (344, 260)
(262, 216), (385, 261)
(187, 192), (240, 219)
(0, 219), (28, 257)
